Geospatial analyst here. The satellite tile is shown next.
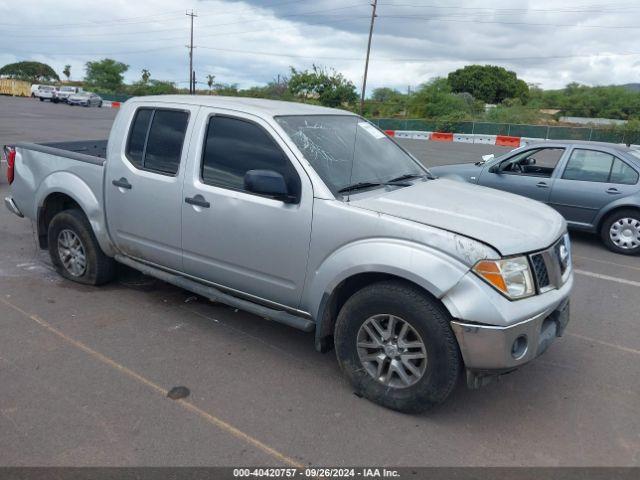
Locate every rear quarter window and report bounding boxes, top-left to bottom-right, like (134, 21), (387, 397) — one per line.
(610, 158), (639, 185)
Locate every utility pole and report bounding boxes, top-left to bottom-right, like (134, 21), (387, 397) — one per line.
(186, 10), (197, 94)
(359, 0), (377, 115)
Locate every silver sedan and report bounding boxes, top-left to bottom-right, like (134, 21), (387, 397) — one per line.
(430, 141), (640, 255)
(67, 92), (103, 107)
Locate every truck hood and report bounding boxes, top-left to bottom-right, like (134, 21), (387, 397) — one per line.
(350, 178), (566, 256)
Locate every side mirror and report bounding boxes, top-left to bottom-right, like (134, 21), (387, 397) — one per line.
(244, 169), (297, 203)
(489, 163), (501, 173)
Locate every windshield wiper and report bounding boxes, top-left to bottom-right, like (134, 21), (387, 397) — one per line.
(337, 182), (383, 194)
(387, 173), (429, 184)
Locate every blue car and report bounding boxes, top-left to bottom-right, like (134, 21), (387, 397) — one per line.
(430, 141), (640, 255)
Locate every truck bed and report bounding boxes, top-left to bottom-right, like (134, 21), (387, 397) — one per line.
(40, 140), (108, 159)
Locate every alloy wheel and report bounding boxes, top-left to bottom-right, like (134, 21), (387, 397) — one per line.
(356, 314), (427, 388)
(57, 229), (87, 277)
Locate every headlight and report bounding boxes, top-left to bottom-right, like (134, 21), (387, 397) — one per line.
(473, 256), (535, 300)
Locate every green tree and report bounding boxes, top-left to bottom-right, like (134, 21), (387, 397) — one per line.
(408, 78), (481, 121)
(288, 65), (357, 108)
(364, 87), (407, 117)
(63, 65), (71, 82)
(127, 79), (177, 96)
(141, 69), (151, 84)
(84, 58), (129, 92)
(206, 74), (215, 94)
(0, 61), (60, 83)
(447, 65), (529, 104)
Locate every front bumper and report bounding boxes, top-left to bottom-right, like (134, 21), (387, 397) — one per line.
(4, 196), (23, 217)
(451, 299), (570, 371)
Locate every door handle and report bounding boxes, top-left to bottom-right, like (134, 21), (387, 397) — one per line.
(606, 187), (621, 194)
(112, 177), (132, 189)
(536, 181), (549, 188)
(185, 195), (210, 208)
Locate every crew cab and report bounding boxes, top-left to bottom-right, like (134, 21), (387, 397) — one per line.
(3, 96), (573, 412)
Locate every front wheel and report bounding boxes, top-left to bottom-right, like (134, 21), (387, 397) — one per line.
(334, 280), (461, 413)
(48, 209), (116, 285)
(601, 209), (640, 255)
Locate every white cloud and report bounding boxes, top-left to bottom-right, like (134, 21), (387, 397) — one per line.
(1, 0), (639, 91)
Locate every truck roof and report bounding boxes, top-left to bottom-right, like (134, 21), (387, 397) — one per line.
(127, 95), (357, 117)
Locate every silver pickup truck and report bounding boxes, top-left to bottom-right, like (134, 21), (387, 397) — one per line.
(4, 95), (573, 412)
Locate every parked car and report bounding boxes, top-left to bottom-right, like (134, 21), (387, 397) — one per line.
(36, 85), (59, 102)
(68, 92), (102, 107)
(30, 84), (42, 97)
(3, 96), (573, 412)
(56, 86), (83, 103)
(430, 141), (640, 255)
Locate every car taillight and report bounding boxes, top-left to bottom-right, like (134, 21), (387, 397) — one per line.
(4, 147), (16, 184)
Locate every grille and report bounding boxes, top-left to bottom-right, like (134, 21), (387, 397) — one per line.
(531, 254), (550, 289)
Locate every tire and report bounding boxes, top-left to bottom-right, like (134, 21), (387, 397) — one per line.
(48, 209), (116, 285)
(39, 97), (44, 102)
(334, 280), (461, 413)
(600, 209), (640, 255)
(98, 101), (103, 108)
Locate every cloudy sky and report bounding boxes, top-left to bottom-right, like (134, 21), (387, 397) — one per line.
(1, 0), (639, 92)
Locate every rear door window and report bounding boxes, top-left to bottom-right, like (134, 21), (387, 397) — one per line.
(562, 149), (614, 183)
(125, 108), (189, 175)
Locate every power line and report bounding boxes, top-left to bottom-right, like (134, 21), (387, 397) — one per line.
(0, 0), (325, 29)
(377, 2), (640, 14)
(3, 3), (370, 38)
(378, 15), (640, 29)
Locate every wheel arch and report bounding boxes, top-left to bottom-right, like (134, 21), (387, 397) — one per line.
(596, 204), (640, 234)
(35, 173), (114, 256)
(314, 271), (455, 352)
(308, 240), (469, 352)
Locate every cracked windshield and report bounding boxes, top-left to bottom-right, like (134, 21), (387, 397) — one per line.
(276, 115), (427, 196)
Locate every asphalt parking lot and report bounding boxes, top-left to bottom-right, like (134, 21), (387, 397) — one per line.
(0, 96), (639, 467)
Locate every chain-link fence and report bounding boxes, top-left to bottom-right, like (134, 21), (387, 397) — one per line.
(368, 119), (640, 145)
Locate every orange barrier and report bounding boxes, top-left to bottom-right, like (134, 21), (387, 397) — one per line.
(430, 132), (454, 142)
(495, 135), (521, 147)
(384, 130), (395, 137)
(111, 101), (121, 108)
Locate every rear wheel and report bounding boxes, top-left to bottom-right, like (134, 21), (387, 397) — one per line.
(48, 209), (116, 285)
(39, 97), (44, 102)
(334, 280), (461, 413)
(600, 209), (640, 255)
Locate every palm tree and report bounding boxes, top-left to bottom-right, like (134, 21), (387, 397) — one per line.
(206, 74), (215, 95)
(141, 69), (151, 84)
(63, 65), (71, 82)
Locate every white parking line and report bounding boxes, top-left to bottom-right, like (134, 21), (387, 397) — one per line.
(574, 269), (640, 287)
(568, 332), (640, 356)
(573, 255), (640, 272)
